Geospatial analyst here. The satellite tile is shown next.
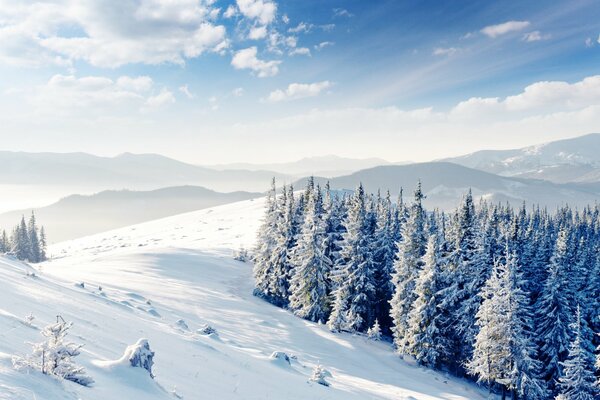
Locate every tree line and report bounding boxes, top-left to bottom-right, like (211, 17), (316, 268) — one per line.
(253, 177), (600, 400)
(0, 212), (47, 263)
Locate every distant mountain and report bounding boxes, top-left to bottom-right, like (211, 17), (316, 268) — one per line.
(296, 162), (600, 210)
(0, 186), (261, 243)
(444, 133), (600, 184)
(0, 151), (287, 193)
(208, 155), (394, 177)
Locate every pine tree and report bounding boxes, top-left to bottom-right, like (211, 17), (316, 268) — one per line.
(327, 184), (376, 333)
(39, 227), (47, 261)
(269, 185), (299, 306)
(372, 191), (396, 331)
(13, 215), (31, 261)
(253, 179), (280, 302)
(405, 234), (445, 368)
(556, 306), (597, 400)
(469, 249), (547, 399)
(14, 316), (93, 386)
(0, 230), (8, 253)
(289, 189), (332, 322)
(367, 319), (382, 340)
(390, 181), (426, 352)
(536, 228), (574, 393)
(28, 212), (41, 263)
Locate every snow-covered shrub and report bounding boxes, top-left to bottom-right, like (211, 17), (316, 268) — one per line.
(269, 351), (291, 365)
(309, 364), (330, 386)
(13, 315), (94, 386)
(367, 319), (381, 341)
(233, 247), (250, 262)
(122, 338), (155, 378)
(197, 324), (217, 336)
(25, 313), (35, 326)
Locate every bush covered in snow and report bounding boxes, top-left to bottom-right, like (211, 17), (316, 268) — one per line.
(13, 315), (94, 386)
(269, 351), (291, 365)
(122, 338), (155, 378)
(233, 247), (250, 262)
(197, 324), (217, 336)
(309, 364), (330, 386)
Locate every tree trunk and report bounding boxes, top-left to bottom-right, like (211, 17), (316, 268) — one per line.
(501, 386), (506, 400)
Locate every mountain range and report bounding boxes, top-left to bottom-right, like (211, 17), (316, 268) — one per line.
(0, 186), (260, 243)
(444, 133), (600, 184)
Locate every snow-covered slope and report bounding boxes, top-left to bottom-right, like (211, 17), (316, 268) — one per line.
(0, 199), (489, 399)
(444, 133), (600, 183)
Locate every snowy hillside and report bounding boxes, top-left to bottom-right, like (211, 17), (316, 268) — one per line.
(444, 133), (600, 183)
(0, 198), (489, 400)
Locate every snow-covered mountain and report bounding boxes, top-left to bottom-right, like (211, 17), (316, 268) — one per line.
(0, 186), (260, 243)
(444, 133), (600, 183)
(298, 162), (600, 210)
(0, 198), (489, 400)
(208, 155), (394, 178)
(0, 151), (288, 204)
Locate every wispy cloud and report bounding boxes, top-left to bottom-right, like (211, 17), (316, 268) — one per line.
(267, 81), (332, 102)
(481, 20), (530, 38)
(333, 8), (353, 18)
(314, 41), (335, 51)
(179, 85), (195, 99)
(522, 31), (550, 42)
(432, 47), (459, 57)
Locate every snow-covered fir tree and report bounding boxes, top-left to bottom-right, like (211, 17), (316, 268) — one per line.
(536, 227), (575, 393)
(327, 184), (376, 332)
(556, 306), (597, 400)
(405, 234), (445, 368)
(390, 181), (426, 352)
(367, 319), (382, 340)
(253, 179), (280, 302)
(289, 188), (332, 322)
(14, 316), (93, 386)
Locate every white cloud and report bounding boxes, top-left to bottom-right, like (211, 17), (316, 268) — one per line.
(248, 25), (268, 40)
(282, 14), (290, 24)
(585, 37), (594, 47)
(267, 81), (332, 102)
(333, 8), (353, 18)
(27, 74), (178, 116)
(432, 47), (459, 57)
(236, 0), (277, 25)
(232, 87), (244, 97)
(179, 84), (195, 99)
(231, 47), (281, 77)
(288, 22), (312, 34)
(145, 89), (176, 109)
(522, 31), (550, 42)
(289, 47), (311, 56)
(223, 5), (237, 18)
(451, 75), (600, 116)
(598, 34), (600, 44)
(0, 0), (228, 68)
(314, 41), (334, 51)
(481, 20), (530, 38)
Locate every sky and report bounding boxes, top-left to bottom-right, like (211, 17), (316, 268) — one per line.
(0, 0), (600, 164)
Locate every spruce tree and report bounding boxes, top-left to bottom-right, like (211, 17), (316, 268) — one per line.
(556, 306), (597, 400)
(28, 212), (41, 263)
(536, 228), (574, 393)
(405, 234), (445, 368)
(327, 184), (376, 333)
(289, 189), (332, 322)
(253, 179), (280, 302)
(390, 181), (426, 352)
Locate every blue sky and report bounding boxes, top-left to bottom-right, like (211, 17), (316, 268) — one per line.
(0, 0), (599, 164)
